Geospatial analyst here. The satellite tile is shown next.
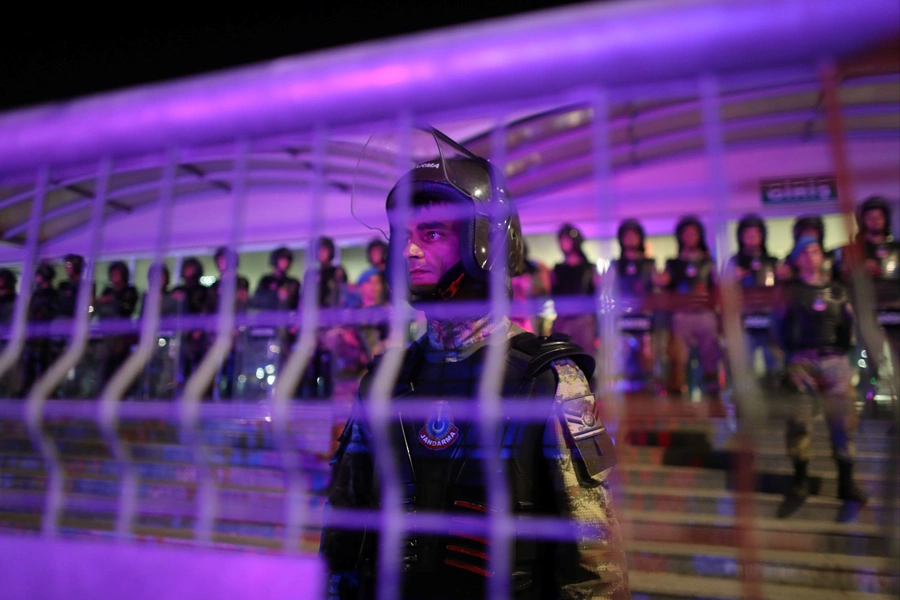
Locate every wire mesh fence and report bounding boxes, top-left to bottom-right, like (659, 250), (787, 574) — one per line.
(0, 1), (898, 599)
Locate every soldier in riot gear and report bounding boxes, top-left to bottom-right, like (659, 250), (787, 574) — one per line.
(834, 197), (900, 406)
(658, 216), (722, 395)
(776, 236), (867, 522)
(95, 261), (139, 383)
(22, 264), (59, 395)
(551, 223), (599, 353)
(726, 214), (781, 386)
(204, 247), (249, 399)
(137, 263), (179, 399)
(315, 237), (343, 309)
(321, 128), (629, 599)
(253, 247), (300, 311)
(173, 257), (209, 385)
(609, 219), (658, 390)
(0, 269), (20, 395)
(0, 269), (16, 324)
(56, 254), (93, 318)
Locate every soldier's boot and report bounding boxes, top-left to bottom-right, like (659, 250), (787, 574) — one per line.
(778, 459), (809, 518)
(836, 460), (868, 523)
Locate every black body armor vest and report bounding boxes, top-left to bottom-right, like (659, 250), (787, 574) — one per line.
(781, 281), (852, 353)
(552, 263), (595, 296)
(665, 257), (715, 296)
(612, 257), (655, 298)
(326, 332), (614, 600)
(733, 252), (778, 288)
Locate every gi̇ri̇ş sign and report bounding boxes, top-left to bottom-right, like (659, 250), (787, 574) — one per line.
(760, 175), (838, 205)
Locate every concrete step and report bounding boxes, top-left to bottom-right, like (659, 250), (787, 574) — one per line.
(618, 445), (895, 477)
(625, 510), (891, 556)
(629, 570), (897, 600)
(621, 484), (889, 524)
(627, 540), (898, 594)
(619, 463), (893, 499)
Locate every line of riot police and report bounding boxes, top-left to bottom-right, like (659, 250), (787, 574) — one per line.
(0, 239), (373, 401)
(519, 197), (899, 405)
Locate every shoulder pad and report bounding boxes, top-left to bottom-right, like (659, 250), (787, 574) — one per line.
(559, 394), (617, 480)
(509, 331), (595, 381)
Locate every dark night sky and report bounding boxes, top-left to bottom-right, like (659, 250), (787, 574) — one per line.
(0, 2), (590, 112)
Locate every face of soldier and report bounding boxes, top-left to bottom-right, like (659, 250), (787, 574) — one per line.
(183, 265), (198, 282)
(863, 209), (885, 238)
(795, 243), (824, 275)
(680, 225), (700, 250)
(110, 269), (124, 287)
(276, 257), (291, 274)
(216, 255), (228, 274)
(740, 226), (762, 251)
(401, 203), (462, 296)
(360, 274), (385, 307)
(622, 229), (641, 251)
(65, 262), (78, 279)
(559, 235), (574, 255)
(318, 245), (332, 265)
(368, 245), (385, 267)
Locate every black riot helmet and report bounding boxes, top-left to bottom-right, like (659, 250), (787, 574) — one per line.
(792, 214), (824, 243)
(35, 263), (56, 284)
(385, 152), (524, 301)
(181, 257), (204, 282)
(214, 246), (239, 271)
(108, 261), (130, 284)
(0, 268), (17, 293)
(269, 246), (293, 269)
(675, 215), (709, 255)
(318, 237), (336, 263)
(617, 219), (646, 254)
(64, 253), (85, 277)
(366, 238), (388, 267)
(148, 262), (170, 289)
(857, 196), (892, 237)
(736, 213), (768, 255)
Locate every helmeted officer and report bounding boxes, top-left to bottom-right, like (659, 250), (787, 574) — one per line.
(253, 247), (300, 311)
(321, 128), (629, 599)
(609, 219), (658, 390)
(834, 197), (900, 405)
(56, 254), (93, 318)
(23, 263), (59, 395)
(139, 262), (178, 399)
(0, 268), (17, 324)
(96, 261), (139, 384)
(659, 216), (721, 394)
(551, 223), (599, 353)
(727, 214), (781, 385)
(776, 235), (867, 522)
(173, 257), (209, 385)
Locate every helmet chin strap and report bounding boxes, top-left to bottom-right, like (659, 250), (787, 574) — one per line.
(410, 261), (488, 310)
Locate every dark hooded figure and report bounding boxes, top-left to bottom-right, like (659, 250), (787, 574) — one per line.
(551, 223), (599, 352)
(321, 129), (628, 600)
(659, 215), (721, 395)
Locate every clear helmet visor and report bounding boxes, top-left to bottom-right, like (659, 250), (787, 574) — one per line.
(350, 125), (483, 240)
